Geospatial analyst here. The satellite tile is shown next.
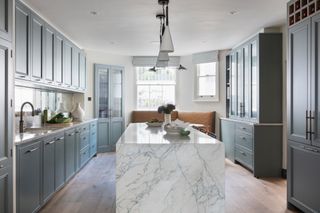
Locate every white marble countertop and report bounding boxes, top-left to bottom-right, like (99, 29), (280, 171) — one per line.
(15, 119), (98, 145)
(117, 123), (220, 145)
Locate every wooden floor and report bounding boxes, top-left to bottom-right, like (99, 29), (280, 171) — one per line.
(40, 153), (299, 213)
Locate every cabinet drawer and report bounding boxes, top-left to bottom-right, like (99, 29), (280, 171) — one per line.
(90, 122), (97, 130)
(80, 146), (90, 167)
(235, 145), (253, 169)
(81, 124), (90, 132)
(236, 123), (253, 135)
(80, 132), (89, 150)
(90, 142), (97, 157)
(236, 131), (253, 151)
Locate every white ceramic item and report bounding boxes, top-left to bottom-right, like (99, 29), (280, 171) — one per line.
(71, 103), (85, 122)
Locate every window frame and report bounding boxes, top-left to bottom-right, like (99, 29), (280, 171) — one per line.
(135, 67), (176, 110)
(194, 62), (219, 102)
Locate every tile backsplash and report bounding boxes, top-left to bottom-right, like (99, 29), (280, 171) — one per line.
(15, 86), (79, 131)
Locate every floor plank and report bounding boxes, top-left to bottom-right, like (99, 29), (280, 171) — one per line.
(40, 153), (298, 213)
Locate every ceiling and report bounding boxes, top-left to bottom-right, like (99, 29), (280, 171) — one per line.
(23, 0), (288, 56)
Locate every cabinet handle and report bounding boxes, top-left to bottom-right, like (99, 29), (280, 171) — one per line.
(305, 147), (319, 153)
(75, 131), (80, 134)
(242, 127), (246, 130)
(35, 78), (41, 81)
(0, 165), (4, 169)
(310, 110), (315, 139)
(46, 141), (55, 145)
(306, 110), (309, 140)
(83, 137), (86, 140)
(26, 147), (38, 153)
(47, 81), (53, 84)
(242, 137), (246, 140)
(68, 133), (75, 136)
(240, 151), (246, 156)
(19, 75), (26, 78)
(57, 137), (64, 141)
(92, 132), (95, 135)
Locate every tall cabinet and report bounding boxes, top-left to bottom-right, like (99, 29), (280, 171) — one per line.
(221, 33), (283, 178)
(287, 0), (320, 212)
(0, 0), (13, 212)
(94, 64), (124, 152)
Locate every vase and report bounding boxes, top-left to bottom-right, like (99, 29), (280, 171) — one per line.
(71, 103), (85, 122)
(164, 113), (171, 125)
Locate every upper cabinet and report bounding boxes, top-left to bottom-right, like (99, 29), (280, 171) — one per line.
(15, 1), (30, 79)
(227, 33), (282, 123)
(30, 12), (44, 81)
(0, 0), (13, 41)
(15, 0), (86, 92)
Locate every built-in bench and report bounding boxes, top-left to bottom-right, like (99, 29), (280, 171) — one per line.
(131, 110), (216, 134)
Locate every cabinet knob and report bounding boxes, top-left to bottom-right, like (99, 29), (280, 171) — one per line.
(26, 147), (38, 153)
(46, 141), (55, 145)
(0, 165), (4, 169)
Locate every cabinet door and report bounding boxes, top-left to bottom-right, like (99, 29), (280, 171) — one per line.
(30, 13), (44, 80)
(65, 130), (75, 181)
(95, 65), (109, 118)
(79, 52), (86, 90)
(221, 119), (236, 162)
(43, 25), (54, 82)
(288, 20), (310, 144)
(311, 14), (320, 148)
(243, 45), (250, 118)
(15, 2), (30, 78)
(0, 0), (12, 41)
(74, 127), (81, 172)
(71, 46), (79, 88)
(230, 51), (237, 116)
(97, 121), (109, 153)
(63, 41), (72, 86)
(54, 135), (65, 190)
(54, 33), (63, 84)
(18, 142), (41, 213)
(0, 167), (12, 213)
(90, 123), (97, 157)
(288, 141), (320, 212)
(249, 40), (258, 120)
(43, 139), (55, 202)
(236, 49), (244, 117)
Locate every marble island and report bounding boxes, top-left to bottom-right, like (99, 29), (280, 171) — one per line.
(116, 123), (225, 213)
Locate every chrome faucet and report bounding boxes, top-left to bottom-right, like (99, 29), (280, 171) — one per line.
(19, 102), (35, 133)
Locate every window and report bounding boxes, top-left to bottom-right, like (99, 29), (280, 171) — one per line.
(136, 67), (176, 110)
(195, 62), (219, 101)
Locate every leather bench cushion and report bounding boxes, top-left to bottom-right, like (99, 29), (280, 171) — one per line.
(131, 111), (178, 123)
(177, 111), (215, 133)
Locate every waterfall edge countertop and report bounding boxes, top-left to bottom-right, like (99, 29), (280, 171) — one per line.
(116, 123), (225, 213)
(15, 119), (98, 145)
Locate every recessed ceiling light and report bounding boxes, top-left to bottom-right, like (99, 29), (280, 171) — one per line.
(90, 11), (98, 15)
(230, 11), (238, 15)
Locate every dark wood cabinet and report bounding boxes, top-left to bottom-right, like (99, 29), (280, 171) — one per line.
(15, 1), (30, 78)
(63, 41), (72, 86)
(43, 24), (54, 83)
(30, 12), (44, 81)
(17, 141), (42, 213)
(0, 0), (13, 41)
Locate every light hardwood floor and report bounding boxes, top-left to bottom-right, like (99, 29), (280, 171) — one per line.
(40, 153), (299, 213)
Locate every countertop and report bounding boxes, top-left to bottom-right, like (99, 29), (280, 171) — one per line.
(117, 123), (221, 144)
(15, 119), (98, 145)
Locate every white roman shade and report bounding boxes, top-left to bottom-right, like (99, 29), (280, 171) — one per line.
(132, 56), (180, 67)
(192, 50), (219, 64)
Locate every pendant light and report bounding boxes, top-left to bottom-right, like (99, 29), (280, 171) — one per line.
(160, 6), (174, 52)
(149, 66), (157, 72)
(157, 51), (169, 61)
(178, 64), (187, 70)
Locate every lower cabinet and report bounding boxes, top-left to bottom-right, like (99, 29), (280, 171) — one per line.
(17, 141), (42, 213)
(42, 137), (55, 202)
(65, 129), (76, 181)
(220, 118), (283, 177)
(288, 141), (320, 213)
(16, 121), (98, 213)
(0, 166), (13, 213)
(54, 134), (65, 190)
(90, 121), (97, 157)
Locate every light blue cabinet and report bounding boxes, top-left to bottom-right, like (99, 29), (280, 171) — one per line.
(65, 129), (76, 181)
(95, 64), (124, 152)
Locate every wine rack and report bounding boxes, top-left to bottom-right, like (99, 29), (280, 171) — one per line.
(288, 0), (320, 27)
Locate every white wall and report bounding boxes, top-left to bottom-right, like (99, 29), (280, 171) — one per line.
(176, 50), (229, 138)
(84, 50), (135, 127)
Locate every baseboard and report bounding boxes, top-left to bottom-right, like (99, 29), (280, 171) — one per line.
(281, 169), (287, 179)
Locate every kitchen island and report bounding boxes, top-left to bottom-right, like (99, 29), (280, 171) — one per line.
(116, 123), (225, 213)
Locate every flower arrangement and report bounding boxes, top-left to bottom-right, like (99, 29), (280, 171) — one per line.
(157, 104), (176, 114)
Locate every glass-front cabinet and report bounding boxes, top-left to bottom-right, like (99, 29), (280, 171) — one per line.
(228, 37), (259, 122)
(95, 64), (124, 152)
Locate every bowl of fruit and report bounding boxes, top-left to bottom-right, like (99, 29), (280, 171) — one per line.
(146, 119), (163, 127)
